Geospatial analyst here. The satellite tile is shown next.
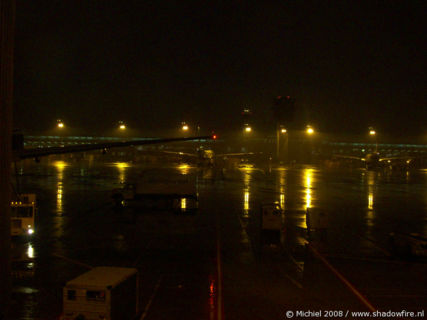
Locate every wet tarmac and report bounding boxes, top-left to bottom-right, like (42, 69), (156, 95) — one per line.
(8, 157), (427, 319)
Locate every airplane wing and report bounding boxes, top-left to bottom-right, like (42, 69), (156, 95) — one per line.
(15, 136), (213, 160)
(160, 150), (198, 158)
(332, 154), (366, 161)
(378, 156), (414, 162)
(215, 152), (255, 158)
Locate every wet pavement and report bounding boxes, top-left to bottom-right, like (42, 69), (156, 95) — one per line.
(8, 157), (427, 319)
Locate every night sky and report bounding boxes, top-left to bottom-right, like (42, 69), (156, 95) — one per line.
(13, 1), (426, 138)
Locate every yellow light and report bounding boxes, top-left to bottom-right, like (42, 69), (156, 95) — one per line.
(280, 193), (285, 210)
(182, 124), (189, 131)
(304, 168), (313, 210)
(245, 126), (252, 133)
(119, 124), (126, 130)
(281, 128), (287, 133)
(178, 163), (190, 175)
(181, 198), (186, 211)
(57, 122), (64, 128)
(53, 160), (68, 171)
(368, 193), (373, 210)
(306, 127), (314, 135)
(369, 130), (376, 135)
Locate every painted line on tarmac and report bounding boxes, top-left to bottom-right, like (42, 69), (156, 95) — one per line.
(140, 275), (163, 320)
(308, 243), (377, 312)
(239, 214), (303, 290)
(216, 212), (224, 320)
(51, 253), (93, 269)
(284, 273), (303, 289)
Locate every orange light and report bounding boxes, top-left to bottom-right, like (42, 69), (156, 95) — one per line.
(212, 134), (217, 140)
(209, 279), (215, 297)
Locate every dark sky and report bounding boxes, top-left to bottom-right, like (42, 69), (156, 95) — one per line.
(13, 1), (426, 138)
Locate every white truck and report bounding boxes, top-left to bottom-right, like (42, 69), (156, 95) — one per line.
(61, 266), (139, 320)
(11, 193), (36, 236)
(260, 202), (284, 245)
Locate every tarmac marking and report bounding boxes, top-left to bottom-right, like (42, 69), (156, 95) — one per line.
(140, 275), (163, 320)
(216, 212), (224, 320)
(308, 243), (377, 312)
(284, 273), (303, 289)
(51, 253), (93, 269)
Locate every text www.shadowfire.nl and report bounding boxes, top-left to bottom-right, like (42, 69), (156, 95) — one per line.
(283, 310), (425, 318)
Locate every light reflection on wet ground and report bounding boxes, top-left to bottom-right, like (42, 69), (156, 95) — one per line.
(9, 158), (427, 319)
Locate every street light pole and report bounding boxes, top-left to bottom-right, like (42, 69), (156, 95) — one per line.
(276, 124), (280, 161)
(369, 127), (377, 153)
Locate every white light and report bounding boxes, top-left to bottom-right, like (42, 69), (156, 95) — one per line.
(281, 128), (287, 133)
(27, 244), (34, 258)
(28, 228), (34, 235)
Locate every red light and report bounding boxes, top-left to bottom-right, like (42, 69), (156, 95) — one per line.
(212, 134), (217, 140)
(209, 279), (216, 297)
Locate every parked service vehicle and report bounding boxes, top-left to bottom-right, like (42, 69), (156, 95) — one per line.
(61, 266), (139, 320)
(112, 182), (198, 214)
(260, 202), (284, 245)
(11, 193), (36, 236)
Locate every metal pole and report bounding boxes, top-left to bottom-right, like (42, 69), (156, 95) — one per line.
(284, 131), (289, 164)
(276, 125), (280, 162)
(0, 0), (15, 317)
